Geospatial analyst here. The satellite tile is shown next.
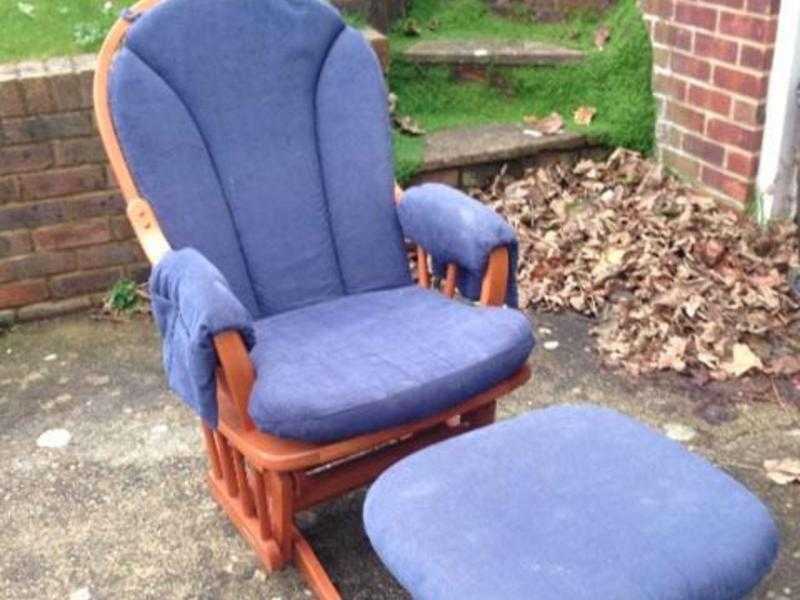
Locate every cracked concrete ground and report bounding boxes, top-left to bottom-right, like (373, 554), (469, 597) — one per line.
(0, 310), (798, 599)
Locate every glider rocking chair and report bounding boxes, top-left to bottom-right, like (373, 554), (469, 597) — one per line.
(94, 0), (534, 597)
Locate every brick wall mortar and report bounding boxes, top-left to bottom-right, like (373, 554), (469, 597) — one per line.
(642, 0), (780, 206)
(0, 53), (147, 319)
(0, 29), (395, 321)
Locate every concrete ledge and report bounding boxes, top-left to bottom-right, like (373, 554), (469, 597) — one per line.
(404, 40), (585, 66)
(421, 123), (591, 171)
(412, 123), (605, 188)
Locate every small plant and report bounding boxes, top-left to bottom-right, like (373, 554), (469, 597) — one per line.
(104, 279), (140, 314)
(0, 313), (12, 337)
(401, 17), (422, 36)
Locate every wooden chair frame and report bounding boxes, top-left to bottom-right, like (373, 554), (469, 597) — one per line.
(94, 3), (531, 597)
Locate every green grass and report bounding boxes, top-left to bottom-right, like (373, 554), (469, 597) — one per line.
(0, 0), (127, 62)
(0, 0), (370, 62)
(391, 0), (603, 52)
(0, 0), (654, 184)
(389, 0), (655, 181)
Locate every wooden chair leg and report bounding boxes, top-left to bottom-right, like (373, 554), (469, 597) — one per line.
(206, 450), (283, 573)
(202, 423), (223, 480)
(253, 470), (272, 541)
(267, 470), (294, 568)
(215, 432), (239, 497)
(205, 432), (337, 594)
(232, 448), (255, 517)
(417, 245), (430, 288)
(443, 263), (458, 298)
(293, 526), (342, 600)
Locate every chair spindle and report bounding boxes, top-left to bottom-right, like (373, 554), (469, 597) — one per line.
(202, 423), (223, 480)
(215, 432), (239, 497)
(233, 448), (255, 517)
(416, 245), (430, 288)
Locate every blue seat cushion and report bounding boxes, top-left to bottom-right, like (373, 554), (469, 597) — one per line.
(248, 286), (534, 442)
(364, 405), (779, 600)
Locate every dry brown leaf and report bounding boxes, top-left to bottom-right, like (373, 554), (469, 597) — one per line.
(393, 114), (426, 136)
(574, 105), (597, 126)
(721, 344), (764, 377)
(594, 25), (610, 50)
(523, 112), (564, 135)
(696, 239), (726, 267)
(471, 148), (800, 379)
(770, 355), (800, 375)
(657, 336), (688, 371)
(764, 458), (800, 485)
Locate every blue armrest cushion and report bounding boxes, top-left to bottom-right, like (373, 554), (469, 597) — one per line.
(397, 183), (519, 307)
(149, 248), (255, 427)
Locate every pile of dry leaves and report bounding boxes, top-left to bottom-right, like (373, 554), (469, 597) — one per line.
(476, 149), (800, 380)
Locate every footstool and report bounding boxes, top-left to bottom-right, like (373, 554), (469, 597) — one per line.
(364, 406), (778, 600)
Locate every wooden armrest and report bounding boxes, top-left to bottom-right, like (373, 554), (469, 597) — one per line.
(394, 182), (404, 204)
(214, 330), (257, 432)
(398, 182), (510, 307)
(125, 197), (256, 431)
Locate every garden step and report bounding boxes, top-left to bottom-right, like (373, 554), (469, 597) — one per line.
(403, 39), (585, 67)
(420, 122), (589, 172)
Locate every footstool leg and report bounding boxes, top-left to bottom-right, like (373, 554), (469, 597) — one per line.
(267, 471), (295, 568)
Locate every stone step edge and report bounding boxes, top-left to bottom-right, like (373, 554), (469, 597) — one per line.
(403, 40), (585, 67)
(418, 124), (594, 173)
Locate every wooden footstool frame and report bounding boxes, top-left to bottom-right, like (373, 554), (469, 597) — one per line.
(93, 3), (531, 597)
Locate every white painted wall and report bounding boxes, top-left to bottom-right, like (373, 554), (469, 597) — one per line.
(757, 1), (800, 222)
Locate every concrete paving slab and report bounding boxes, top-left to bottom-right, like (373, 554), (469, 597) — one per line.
(422, 122), (588, 171)
(0, 311), (797, 599)
(404, 39), (585, 66)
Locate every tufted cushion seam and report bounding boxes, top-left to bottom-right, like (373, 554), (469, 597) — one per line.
(312, 23), (348, 293)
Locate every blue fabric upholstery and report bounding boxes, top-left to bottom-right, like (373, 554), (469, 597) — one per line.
(111, 0), (532, 440)
(150, 248), (255, 427)
(248, 286), (534, 442)
(317, 27), (412, 295)
(398, 184), (519, 307)
(364, 405), (779, 600)
(110, 0), (410, 318)
(109, 48), (260, 315)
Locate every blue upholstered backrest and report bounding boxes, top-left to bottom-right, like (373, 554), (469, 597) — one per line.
(109, 0), (411, 318)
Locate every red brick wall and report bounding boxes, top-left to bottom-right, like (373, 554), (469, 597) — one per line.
(0, 55), (147, 323)
(0, 31), (392, 322)
(642, 0), (780, 206)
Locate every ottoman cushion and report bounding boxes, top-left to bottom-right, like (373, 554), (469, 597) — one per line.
(364, 405), (778, 600)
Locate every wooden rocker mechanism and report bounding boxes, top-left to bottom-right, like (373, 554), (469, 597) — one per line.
(94, 3), (531, 597)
